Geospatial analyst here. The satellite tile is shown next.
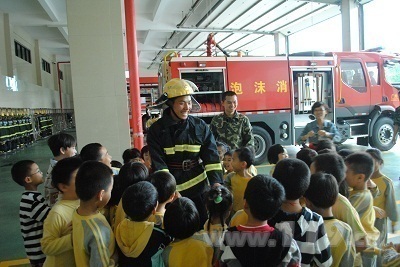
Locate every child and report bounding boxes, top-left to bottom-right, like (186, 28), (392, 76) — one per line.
(310, 153), (368, 253)
(147, 171), (177, 226)
(115, 181), (172, 267)
(345, 152), (380, 246)
(79, 142), (113, 170)
(315, 139), (336, 153)
(216, 141), (230, 162)
(113, 162), (149, 230)
(72, 161), (116, 267)
(141, 145), (152, 172)
(122, 148), (143, 164)
(345, 152), (380, 266)
(44, 132), (77, 206)
(225, 147), (254, 213)
(366, 148), (398, 247)
(111, 160), (123, 168)
(304, 172), (356, 267)
(41, 156), (83, 267)
(296, 147), (317, 167)
(220, 174), (301, 266)
(222, 150), (233, 179)
(162, 197), (214, 266)
(11, 160), (51, 267)
(337, 148), (353, 159)
(204, 185), (232, 238)
(267, 144), (288, 174)
(204, 185), (232, 266)
(270, 158), (333, 266)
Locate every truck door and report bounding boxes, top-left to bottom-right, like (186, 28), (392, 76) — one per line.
(366, 62), (384, 106)
(338, 60), (370, 115)
(292, 67), (335, 143)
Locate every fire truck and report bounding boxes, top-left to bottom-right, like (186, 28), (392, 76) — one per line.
(158, 51), (400, 165)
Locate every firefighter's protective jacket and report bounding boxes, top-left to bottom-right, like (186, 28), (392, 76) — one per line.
(147, 108), (223, 197)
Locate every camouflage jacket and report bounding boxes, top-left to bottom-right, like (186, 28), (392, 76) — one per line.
(210, 111), (254, 150)
(394, 106), (400, 126)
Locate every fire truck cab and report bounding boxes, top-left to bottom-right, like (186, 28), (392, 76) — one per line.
(158, 51), (400, 165)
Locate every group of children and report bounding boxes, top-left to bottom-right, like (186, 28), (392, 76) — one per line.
(10, 132), (400, 267)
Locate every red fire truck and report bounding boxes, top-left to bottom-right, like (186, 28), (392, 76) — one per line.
(158, 51), (400, 165)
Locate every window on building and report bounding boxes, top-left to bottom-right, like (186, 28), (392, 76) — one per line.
(14, 41), (31, 63)
(42, 59), (51, 74)
(59, 70), (63, 80)
(340, 61), (367, 93)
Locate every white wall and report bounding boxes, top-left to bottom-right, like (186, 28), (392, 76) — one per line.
(0, 21), (73, 110)
(13, 27), (36, 84)
(0, 13), (7, 75)
(0, 74), (72, 109)
(40, 52), (55, 90)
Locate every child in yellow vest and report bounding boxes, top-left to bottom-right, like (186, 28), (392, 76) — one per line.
(41, 157), (82, 267)
(162, 197), (213, 267)
(147, 171), (178, 227)
(366, 148), (398, 247)
(345, 152), (380, 267)
(224, 147), (254, 213)
(304, 172), (356, 267)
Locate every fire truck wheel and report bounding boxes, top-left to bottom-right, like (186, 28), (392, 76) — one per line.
(370, 116), (395, 151)
(252, 126), (272, 165)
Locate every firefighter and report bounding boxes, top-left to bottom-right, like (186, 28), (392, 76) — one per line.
(393, 106), (400, 144)
(147, 78), (223, 225)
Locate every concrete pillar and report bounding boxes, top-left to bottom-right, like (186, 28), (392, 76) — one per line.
(66, 0), (130, 163)
(2, 13), (14, 77)
(274, 32), (286, 55)
(341, 0), (360, 51)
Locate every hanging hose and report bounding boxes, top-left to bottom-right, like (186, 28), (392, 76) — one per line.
(206, 33), (230, 57)
(162, 51), (178, 82)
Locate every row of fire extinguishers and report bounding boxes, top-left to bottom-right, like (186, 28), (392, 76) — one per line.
(0, 108), (53, 154)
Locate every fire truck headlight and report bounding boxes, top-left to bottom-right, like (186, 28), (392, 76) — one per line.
(279, 122), (289, 140)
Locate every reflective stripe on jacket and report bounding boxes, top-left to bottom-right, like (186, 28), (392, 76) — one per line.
(147, 108), (223, 197)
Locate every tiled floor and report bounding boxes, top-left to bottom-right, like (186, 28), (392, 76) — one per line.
(1, 131), (400, 262)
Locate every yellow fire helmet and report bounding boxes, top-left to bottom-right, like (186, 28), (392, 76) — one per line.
(150, 78), (201, 112)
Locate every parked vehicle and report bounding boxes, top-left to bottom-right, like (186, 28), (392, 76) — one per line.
(158, 51), (400, 165)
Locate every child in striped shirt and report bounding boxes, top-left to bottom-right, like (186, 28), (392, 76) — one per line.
(270, 158), (333, 267)
(11, 160), (50, 267)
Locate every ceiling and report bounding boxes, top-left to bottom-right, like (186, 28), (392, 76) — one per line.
(0, 0), (374, 77)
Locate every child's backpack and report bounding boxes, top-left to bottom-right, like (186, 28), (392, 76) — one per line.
(151, 227), (171, 267)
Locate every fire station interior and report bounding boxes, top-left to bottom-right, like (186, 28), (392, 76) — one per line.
(2, 0), (400, 265)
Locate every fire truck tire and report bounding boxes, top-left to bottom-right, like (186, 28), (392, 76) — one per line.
(252, 126), (272, 165)
(370, 117), (395, 151)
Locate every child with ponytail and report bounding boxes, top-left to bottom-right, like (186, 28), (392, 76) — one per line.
(204, 185), (233, 266)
